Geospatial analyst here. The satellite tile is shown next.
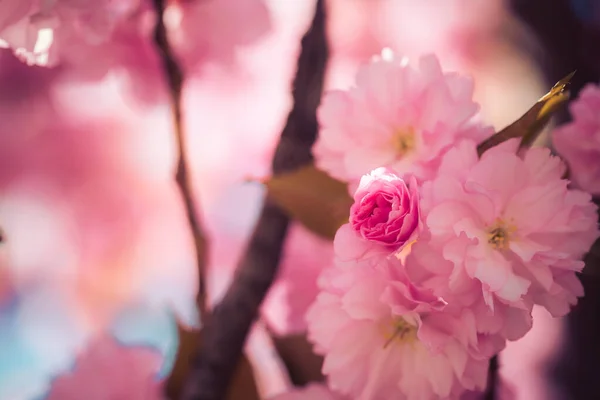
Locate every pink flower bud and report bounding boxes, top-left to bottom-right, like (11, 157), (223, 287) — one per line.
(349, 167), (420, 250)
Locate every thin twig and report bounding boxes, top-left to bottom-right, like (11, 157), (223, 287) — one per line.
(152, 0), (209, 319)
(179, 1), (329, 399)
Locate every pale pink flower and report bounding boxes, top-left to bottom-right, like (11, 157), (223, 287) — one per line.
(313, 52), (492, 186)
(46, 335), (164, 400)
(306, 258), (489, 400)
(552, 83), (600, 196)
(269, 384), (348, 400)
(415, 139), (599, 322)
(350, 168), (420, 251)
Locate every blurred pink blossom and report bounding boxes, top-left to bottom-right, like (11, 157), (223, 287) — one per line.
(171, 0), (271, 72)
(262, 223), (334, 336)
(0, 0), (140, 66)
(46, 335), (164, 400)
(553, 83), (600, 196)
(375, 0), (507, 68)
(500, 306), (564, 400)
(0, 53), (198, 329)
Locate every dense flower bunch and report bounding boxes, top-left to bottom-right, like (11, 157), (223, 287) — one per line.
(305, 52), (600, 399)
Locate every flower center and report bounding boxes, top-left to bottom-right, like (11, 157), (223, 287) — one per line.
(392, 127), (416, 156)
(487, 219), (516, 250)
(382, 317), (417, 348)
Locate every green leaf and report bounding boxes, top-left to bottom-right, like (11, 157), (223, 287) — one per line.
(477, 71), (574, 157)
(264, 164), (353, 239)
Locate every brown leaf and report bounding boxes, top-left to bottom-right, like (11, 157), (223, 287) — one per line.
(477, 71), (575, 157)
(166, 323), (260, 400)
(264, 164), (353, 239)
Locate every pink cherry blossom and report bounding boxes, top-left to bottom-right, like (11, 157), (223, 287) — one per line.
(552, 83), (600, 196)
(46, 335), (164, 400)
(269, 384), (348, 400)
(306, 258), (490, 400)
(404, 236), (534, 343)
(313, 51), (493, 187)
(350, 168), (420, 251)
(413, 139), (599, 324)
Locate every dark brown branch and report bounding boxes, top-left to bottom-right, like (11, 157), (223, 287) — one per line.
(179, 1), (329, 399)
(484, 355), (499, 400)
(152, 0), (209, 318)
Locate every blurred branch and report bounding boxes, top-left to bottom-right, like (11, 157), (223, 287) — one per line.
(484, 355), (499, 400)
(179, 1), (329, 399)
(152, 0), (209, 318)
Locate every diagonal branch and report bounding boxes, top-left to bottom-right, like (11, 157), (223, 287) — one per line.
(179, 1), (329, 399)
(152, 0), (209, 319)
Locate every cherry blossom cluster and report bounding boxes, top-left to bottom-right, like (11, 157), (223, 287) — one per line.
(303, 52), (600, 399)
